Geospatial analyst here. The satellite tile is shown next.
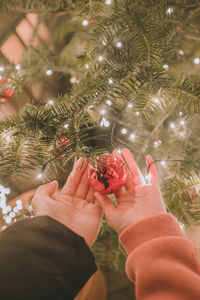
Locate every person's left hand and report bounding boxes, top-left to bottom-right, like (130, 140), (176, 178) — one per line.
(32, 158), (103, 246)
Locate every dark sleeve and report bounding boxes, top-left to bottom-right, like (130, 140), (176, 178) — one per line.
(0, 216), (97, 300)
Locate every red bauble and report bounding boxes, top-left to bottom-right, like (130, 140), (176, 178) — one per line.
(88, 154), (128, 194)
(0, 78), (14, 103)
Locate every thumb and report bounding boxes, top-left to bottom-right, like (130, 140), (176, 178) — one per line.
(145, 155), (158, 185)
(94, 192), (115, 217)
(36, 180), (58, 198)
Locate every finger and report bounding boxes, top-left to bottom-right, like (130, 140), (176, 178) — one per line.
(114, 188), (125, 204)
(86, 186), (96, 202)
(60, 158), (88, 196)
(94, 192), (116, 218)
(35, 180), (58, 197)
(75, 166), (90, 199)
(146, 155), (158, 185)
(121, 148), (142, 185)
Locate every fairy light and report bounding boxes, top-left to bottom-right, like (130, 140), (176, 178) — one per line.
(117, 149), (121, 154)
(154, 140), (162, 148)
(106, 100), (112, 106)
(167, 8), (173, 15)
(102, 40), (107, 46)
(85, 63), (89, 69)
(161, 160), (166, 166)
(180, 120), (185, 125)
(37, 173), (43, 179)
(130, 133), (136, 140)
(70, 77), (77, 84)
(5, 136), (11, 142)
(88, 105), (93, 109)
(5, 216), (12, 224)
(179, 111), (183, 116)
(170, 123), (175, 129)
(48, 99), (54, 105)
(16, 64), (21, 70)
(46, 69), (52, 76)
(154, 97), (160, 103)
(82, 20), (88, 26)
(116, 42), (122, 48)
(179, 50), (184, 55)
(0, 66), (4, 72)
(121, 128), (127, 134)
(136, 111), (140, 116)
(108, 78), (113, 84)
(105, 0), (111, 5)
(127, 103), (133, 108)
(193, 58), (200, 65)
(64, 123), (69, 129)
(9, 211), (15, 218)
(100, 109), (106, 115)
(100, 118), (110, 127)
(98, 56), (104, 62)
(180, 132), (185, 137)
(163, 64), (169, 70)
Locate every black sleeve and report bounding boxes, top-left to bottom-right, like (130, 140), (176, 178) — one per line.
(0, 216), (97, 300)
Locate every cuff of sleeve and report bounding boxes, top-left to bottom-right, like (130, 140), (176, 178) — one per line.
(119, 213), (184, 255)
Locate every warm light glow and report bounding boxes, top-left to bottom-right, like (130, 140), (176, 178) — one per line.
(105, 0), (111, 5)
(167, 8), (173, 15)
(85, 63), (89, 69)
(193, 58), (200, 65)
(179, 111), (183, 116)
(116, 42), (122, 48)
(48, 99), (54, 105)
(37, 173), (43, 179)
(98, 56), (104, 62)
(136, 111), (140, 116)
(16, 64), (21, 70)
(154, 97), (160, 103)
(127, 103), (133, 108)
(161, 161), (166, 166)
(163, 64), (169, 70)
(180, 120), (185, 125)
(82, 20), (88, 26)
(106, 100), (112, 106)
(179, 50), (184, 55)
(121, 128), (127, 134)
(130, 133), (136, 140)
(64, 123), (69, 129)
(46, 69), (52, 76)
(170, 123), (175, 128)
(108, 78), (113, 84)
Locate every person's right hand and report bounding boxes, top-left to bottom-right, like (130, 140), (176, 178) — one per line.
(94, 148), (166, 234)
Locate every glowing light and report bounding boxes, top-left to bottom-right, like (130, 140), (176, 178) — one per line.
(167, 8), (173, 15)
(88, 105), (93, 109)
(154, 97), (160, 103)
(98, 56), (104, 62)
(193, 58), (200, 65)
(48, 99), (54, 105)
(179, 111), (183, 116)
(13, 206), (19, 213)
(127, 103), (133, 108)
(9, 211), (15, 218)
(5, 136), (11, 142)
(64, 123), (69, 129)
(70, 77), (77, 84)
(100, 109), (106, 115)
(102, 40), (107, 46)
(180, 120), (185, 125)
(37, 173), (43, 179)
(85, 63), (89, 69)
(105, 0), (111, 5)
(179, 50), (184, 55)
(130, 133), (136, 140)
(180, 132), (185, 137)
(100, 117), (110, 127)
(82, 20), (88, 26)
(116, 42), (122, 48)
(46, 69), (52, 76)
(0, 66), (4, 72)
(121, 128), (127, 134)
(108, 78), (113, 84)
(161, 161), (166, 166)
(154, 140), (162, 148)
(16, 64), (21, 70)
(106, 100), (112, 106)
(163, 64), (169, 70)
(16, 199), (22, 206)
(170, 123), (175, 129)
(5, 216), (12, 224)
(117, 149), (121, 154)
(136, 111), (140, 116)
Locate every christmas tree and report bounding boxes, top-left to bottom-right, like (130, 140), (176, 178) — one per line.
(0, 0), (200, 280)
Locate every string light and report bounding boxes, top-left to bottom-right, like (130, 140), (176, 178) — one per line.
(70, 77), (77, 84)
(117, 149), (121, 154)
(88, 105), (93, 109)
(167, 8), (173, 15)
(16, 64), (21, 70)
(161, 160), (166, 166)
(193, 58), (200, 65)
(121, 128), (127, 134)
(170, 123), (175, 129)
(179, 111), (183, 116)
(154, 140), (162, 148)
(100, 109), (106, 115)
(85, 63), (89, 69)
(106, 100), (112, 106)
(116, 42), (122, 48)
(37, 173), (43, 179)
(180, 120), (185, 125)
(0, 66), (4, 72)
(100, 117), (110, 127)
(48, 99), (54, 105)
(180, 132), (185, 137)
(98, 56), (104, 62)
(46, 69), (52, 76)
(179, 50), (184, 55)
(136, 111), (140, 116)
(5, 136), (11, 142)
(105, 0), (111, 5)
(130, 133), (136, 140)
(82, 20), (88, 26)
(154, 97), (160, 103)
(163, 64), (169, 70)
(127, 103), (133, 108)
(108, 78), (113, 84)
(64, 123), (69, 129)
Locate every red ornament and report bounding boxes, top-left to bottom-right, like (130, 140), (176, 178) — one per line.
(0, 78), (14, 103)
(88, 154), (128, 194)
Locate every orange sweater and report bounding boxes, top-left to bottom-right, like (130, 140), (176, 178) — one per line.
(119, 214), (200, 300)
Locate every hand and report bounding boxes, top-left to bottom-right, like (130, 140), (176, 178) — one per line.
(95, 148), (166, 234)
(32, 158), (103, 246)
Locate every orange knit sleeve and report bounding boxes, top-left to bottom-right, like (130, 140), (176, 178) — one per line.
(119, 214), (200, 300)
